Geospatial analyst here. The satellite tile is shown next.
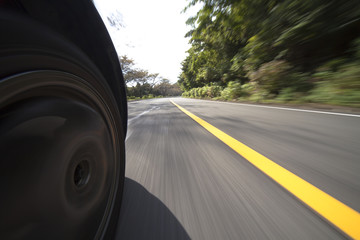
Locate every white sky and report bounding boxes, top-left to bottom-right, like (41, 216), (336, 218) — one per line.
(94, 0), (199, 83)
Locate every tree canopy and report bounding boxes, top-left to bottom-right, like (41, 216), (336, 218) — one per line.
(119, 55), (181, 99)
(179, 0), (360, 95)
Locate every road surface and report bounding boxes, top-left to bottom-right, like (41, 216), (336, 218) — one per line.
(115, 97), (360, 239)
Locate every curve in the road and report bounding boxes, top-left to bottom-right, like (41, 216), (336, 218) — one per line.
(170, 100), (360, 240)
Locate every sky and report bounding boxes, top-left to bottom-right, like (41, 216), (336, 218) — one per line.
(94, 0), (199, 83)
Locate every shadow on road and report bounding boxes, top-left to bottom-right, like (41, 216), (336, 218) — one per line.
(115, 178), (190, 239)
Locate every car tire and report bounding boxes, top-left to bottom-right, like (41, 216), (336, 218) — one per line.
(0, 10), (125, 240)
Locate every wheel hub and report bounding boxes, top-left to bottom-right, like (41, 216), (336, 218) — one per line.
(74, 160), (91, 188)
(0, 71), (121, 239)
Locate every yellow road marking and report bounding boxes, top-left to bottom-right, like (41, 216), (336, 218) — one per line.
(170, 100), (360, 239)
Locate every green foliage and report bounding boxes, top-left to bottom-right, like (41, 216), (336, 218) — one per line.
(179, 0), (360, 107)
(119, 55), (149, 85)
(182, 85), (223, 98)
(127, 94), (160, 101)
(221, 81), (244, 100)
(207, 85), (223, 98)
(120, 55), (181, 99)
(248, 60), (312, 95)
(276, 88), (303, 102)
(306, 50), (360, 106)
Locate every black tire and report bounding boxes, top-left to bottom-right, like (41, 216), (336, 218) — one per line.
(0, 9), (125, 240)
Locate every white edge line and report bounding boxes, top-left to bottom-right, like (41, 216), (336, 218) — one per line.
(126, 106), (159, 141)
(190, 99), (360, 118)
(128, 106), (159, 124)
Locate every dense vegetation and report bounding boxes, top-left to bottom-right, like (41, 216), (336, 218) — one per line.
(119, 56), (182, 100)
(179, 0), (360, 106)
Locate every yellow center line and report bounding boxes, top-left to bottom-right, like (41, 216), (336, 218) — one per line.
(170, 100), (360, 239)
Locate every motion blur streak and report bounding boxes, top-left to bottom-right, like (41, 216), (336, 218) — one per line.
(118, 98), (358, 239)
(171, 100), (360, 239)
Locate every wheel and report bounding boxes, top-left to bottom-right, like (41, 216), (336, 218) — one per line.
(0, 9), (125, 240)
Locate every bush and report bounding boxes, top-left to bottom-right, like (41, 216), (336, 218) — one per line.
(248, 60), (312, 96)
(248, 89), (269, 102)
(200, 87), (207, 97)
(181, 56), (360, 107)
(221, 81), (242, 100)
(276, 87), (303, 102)
(182, 85), (223, 99)
(330, 62), (360, 90)
(207, 85), (222, 98)
(220, 81), (253, 100)
(307, 60), (360, 106)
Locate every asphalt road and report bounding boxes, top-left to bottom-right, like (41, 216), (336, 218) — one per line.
(115, 97), (360, 239)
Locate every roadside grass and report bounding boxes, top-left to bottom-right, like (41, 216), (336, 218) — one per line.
(127, 95), (165, 101)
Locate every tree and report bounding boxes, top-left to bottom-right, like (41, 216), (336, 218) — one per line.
(118, 55), (180, 98)
(179, 0), (360, 98)
(119, 55), (157, 85)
